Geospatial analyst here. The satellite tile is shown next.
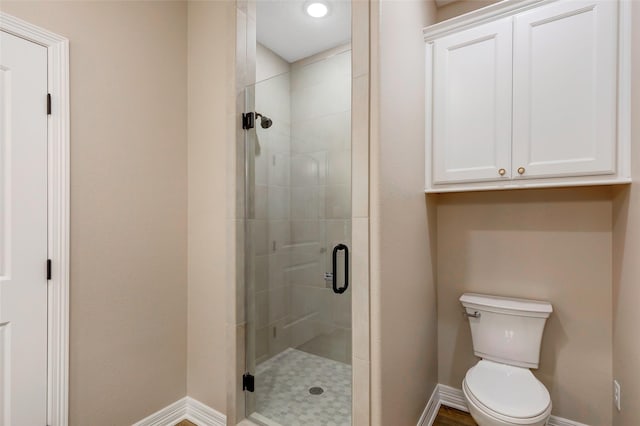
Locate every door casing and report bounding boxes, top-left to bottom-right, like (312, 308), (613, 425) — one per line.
(0, 13), (70, 426)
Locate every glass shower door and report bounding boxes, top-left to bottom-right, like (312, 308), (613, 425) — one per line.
(244, 49), (352, 426)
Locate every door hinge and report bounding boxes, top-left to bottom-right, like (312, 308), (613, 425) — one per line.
(242, 112), (255, 130)
(242, 373), (255, 392)
(47, 259), (52, 280)
(47, 93), (51, 115)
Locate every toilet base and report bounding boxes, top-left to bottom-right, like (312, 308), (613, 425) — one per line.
(462, 380), (551, 426)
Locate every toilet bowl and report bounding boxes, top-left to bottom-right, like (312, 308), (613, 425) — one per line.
(460, 293), (553, 426)
(462, 360), (551, 426)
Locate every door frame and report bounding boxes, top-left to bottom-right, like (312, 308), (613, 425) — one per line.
(0, 13), (70, 426)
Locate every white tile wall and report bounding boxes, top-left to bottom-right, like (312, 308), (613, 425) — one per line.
(254, 184), (268, 219)
(284, 262), (323, 288)
(255, 254), (268, 293)
(268, 152), (290, 187)
(251, 220), (268, 256)
(252, 49), (352, 366)
(291, 186), (323, 220)
(290, 152), (326, 186)
(292, 112), (351, 153)
(289, 50), (352, 360)
(256, 74), (290, 123)
(253, 71), (294, 360)
(290, 220), (322, 244)
(291, 50), (352, 91)
(291, 80), (351, 122)
(255, 140), (269, 185)
(267, 185), (290, 220)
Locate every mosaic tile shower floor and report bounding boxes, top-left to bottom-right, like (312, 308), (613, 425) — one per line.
(253, 348), (352, 426)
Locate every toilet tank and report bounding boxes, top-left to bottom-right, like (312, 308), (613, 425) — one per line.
(460, 293), (553, 369)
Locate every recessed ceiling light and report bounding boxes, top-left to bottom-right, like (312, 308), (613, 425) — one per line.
(306, 2), (329, 18)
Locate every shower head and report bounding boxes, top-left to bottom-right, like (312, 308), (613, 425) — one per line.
(255, 112), (273, 129)
(261, 116), (273, 129)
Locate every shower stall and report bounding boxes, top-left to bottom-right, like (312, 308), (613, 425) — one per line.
(242, 9), (353, 424)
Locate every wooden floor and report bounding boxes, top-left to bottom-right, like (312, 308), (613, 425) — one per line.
(433, 406), (477, 426)
(176, 406), (476, 426)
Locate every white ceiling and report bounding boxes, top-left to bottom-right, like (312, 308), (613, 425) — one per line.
(256, 0), (352, 63)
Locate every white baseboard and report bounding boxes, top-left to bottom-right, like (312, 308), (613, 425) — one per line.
(417, 385), (441, 426)
(419, 384), (590, 426)
(547, 417), (590, 426)
(132, 397), (188, 426)
(187, 397), (226, 425)
(133, 396), (226, 426)
(137, 385), (590, 426)
(437, 384), (468, 412)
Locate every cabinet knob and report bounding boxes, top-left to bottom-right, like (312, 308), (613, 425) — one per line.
(498, 168), (506, 176)
(517, 167), (526, 175)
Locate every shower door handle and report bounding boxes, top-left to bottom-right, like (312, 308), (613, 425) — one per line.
(332, 244), (349, 294)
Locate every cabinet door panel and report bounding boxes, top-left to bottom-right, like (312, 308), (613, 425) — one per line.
(432, 17), (512, 184)
(512, 0), (617, 179)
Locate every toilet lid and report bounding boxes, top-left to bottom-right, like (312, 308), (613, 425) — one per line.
(465, 360), (551, 419)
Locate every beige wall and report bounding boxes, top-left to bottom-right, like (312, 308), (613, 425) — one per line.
(0, 1), (188, 425)
(371, 0), (438, 424)
(437, 187), (613, 425)
(186, 0), (236, 414)
(436, 0), (501, 22)
(612, 2), (640, 425)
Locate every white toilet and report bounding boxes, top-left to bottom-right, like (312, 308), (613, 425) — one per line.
(460, 293), (553, 426)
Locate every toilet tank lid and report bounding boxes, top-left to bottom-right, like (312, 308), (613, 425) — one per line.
(460, 293), (552, 314)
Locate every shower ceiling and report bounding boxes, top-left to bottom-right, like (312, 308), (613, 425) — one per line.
(256, 0), (351, 62)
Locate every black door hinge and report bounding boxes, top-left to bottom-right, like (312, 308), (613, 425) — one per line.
(242, 373), (255, 392)
(242, 112), (255, 130)
(47, 94), (51, 115)
(47, 259), (52, 280)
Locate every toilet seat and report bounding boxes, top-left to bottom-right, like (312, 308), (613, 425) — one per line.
(464, 360), (551, 423)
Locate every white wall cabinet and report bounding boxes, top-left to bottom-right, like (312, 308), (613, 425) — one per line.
(424, 0), (630, 193)
(432, 17), (513, 184)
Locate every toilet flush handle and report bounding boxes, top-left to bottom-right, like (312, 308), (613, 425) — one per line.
(463, 310), (481, 319)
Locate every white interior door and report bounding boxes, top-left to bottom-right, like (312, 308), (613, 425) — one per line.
(512, 0), (618, 179)
(432, 16), (513, 184)
(0, 31), (48, 426)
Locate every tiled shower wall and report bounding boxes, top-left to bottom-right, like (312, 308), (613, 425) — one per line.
(254, 57), (292, 364)
(289, 48), (352, 363)
(253, 45), (352, 365)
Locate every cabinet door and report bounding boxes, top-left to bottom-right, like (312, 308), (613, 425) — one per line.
(432, 17), (513, 184)
(512, 0), (617, 179)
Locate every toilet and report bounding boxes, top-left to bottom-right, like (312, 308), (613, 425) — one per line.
(460, 293), (553, 426)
